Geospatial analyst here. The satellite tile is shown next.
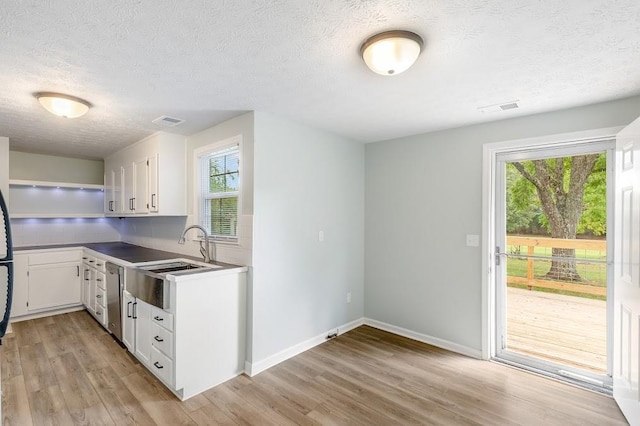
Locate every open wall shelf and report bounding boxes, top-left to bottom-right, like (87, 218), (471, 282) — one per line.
(9, 180), (105, 219)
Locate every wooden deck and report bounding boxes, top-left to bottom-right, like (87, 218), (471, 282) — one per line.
(506, 287), (607, 374)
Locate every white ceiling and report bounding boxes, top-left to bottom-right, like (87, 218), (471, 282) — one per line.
(1, 0), (639, 159)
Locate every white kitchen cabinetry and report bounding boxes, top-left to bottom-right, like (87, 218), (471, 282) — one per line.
(104, 168), (122, 214)
(134, 298), (152, 366)
(10, 249), (83, 319)
(104, 132), (186, 216)
(82, 252), (108, 327)
(122, 290), (136, 351)
(10, 253), (28, 317)
(148, 154), (159, 213)
(125, 267), (247, 400)
(28, 263), (81, 311)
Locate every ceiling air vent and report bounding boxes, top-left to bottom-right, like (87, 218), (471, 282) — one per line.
(478, 101), (520, 113)
(152, 115), (186, 127)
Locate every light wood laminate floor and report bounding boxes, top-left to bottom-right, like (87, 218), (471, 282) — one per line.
(1, 311), (628, 425)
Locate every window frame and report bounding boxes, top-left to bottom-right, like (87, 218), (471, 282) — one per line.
(193, 135), (242, 243)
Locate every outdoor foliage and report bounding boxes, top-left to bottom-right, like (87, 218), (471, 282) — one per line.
(506, 152), (606, 237)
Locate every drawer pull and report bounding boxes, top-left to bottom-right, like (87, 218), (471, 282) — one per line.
(97, 278), (103, 282)
(153, 316), (163, 322)
(96, 294), (102, 299)
(154, 336), (164, 342)
(153, 361), (164, 369)
(89, 260), (95, 263)
(96, 311), (101, 316)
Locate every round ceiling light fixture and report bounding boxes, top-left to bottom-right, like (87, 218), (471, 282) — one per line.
(360, 30), (423, 76)
(34, 92), (92, 118)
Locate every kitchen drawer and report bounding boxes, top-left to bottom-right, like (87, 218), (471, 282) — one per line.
(151, 322), (174, 358)
(95, 272), (106, 290)
(96, 287), (106, 307)
(150, 306), (174, 332)
(150, 346), (174, 387)
(94, 258), (107, 273)
(94, 304), (108, 326)
(29, 250), (81, 265)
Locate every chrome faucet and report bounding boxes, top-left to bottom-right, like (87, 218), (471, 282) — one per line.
(178, 225), (212, 263)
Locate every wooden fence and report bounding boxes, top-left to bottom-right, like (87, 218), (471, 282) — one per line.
(506, 236), (607, 297)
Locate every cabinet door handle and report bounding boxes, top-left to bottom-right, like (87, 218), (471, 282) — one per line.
(96, 311), (102, 316)
(154, 336), (164, 342)
(153, 361), (164, 369)
(133, 302), (137, 319)
(127, 301), (132, 318)
(96, 294), (102, 299)
(97, 278), (103, 282)
(151, 193), (156, 208)
(82, 257), (88, 260)
(77, 266), (80, 277)
(89, 260), (95, 263)
(153, 316), (163, 322)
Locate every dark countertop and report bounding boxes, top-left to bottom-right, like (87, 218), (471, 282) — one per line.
(15, 241), (240, 269)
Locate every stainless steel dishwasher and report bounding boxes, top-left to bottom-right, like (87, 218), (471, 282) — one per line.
(105, 262), (124, 342)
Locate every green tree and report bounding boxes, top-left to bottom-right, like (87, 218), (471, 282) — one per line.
(509, 153), (605, 281)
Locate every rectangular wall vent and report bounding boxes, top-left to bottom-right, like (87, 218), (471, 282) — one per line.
(152, 115), (186, 127)
(478, 100), (520, 113)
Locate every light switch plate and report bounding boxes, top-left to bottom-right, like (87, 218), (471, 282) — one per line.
(466, 234), (480, 247)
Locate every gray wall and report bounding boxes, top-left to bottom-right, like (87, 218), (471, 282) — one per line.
(0, 137), (8, 197)
(9, 151), (104, 184)
(252, 111), (365, 365)
(365, 95), (640, 353)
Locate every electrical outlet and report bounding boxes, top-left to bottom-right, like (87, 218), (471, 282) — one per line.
(346, 292), (351, 304)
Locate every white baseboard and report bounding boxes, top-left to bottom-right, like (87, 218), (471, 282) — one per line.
(9, 305), (86, 323)
(363, 318), (482, 359)
(245, 317), (364, 377)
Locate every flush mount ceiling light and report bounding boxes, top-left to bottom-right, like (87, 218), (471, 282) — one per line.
(34, 92), (92, 118)
(360, 30), (423, 76)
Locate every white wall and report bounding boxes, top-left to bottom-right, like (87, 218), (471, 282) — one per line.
(365, 95), (640, 354)
(119, 113), (254, 266)
(0, 138), (9, 198)
(251, 112), (365, 367)
(6, 149), (119, 247)
(11, 217), (120, 247)
(9, 151), (104, 184)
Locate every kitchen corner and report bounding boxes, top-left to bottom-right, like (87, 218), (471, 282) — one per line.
(12, 241), (248, 400)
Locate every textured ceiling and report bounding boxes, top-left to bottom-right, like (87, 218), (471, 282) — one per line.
(1, 0), (639, 159)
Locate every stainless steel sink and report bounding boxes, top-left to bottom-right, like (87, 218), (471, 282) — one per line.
(143, 261), (205, 274)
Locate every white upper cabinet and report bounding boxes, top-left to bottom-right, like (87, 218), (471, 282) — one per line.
(104, 132), (186, 216)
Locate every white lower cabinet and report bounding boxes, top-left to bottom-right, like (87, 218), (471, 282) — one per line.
(134, 298), (153, 366)
(150, 346), (174, 386)
(122, 290), (136, 351)
(11, 249), (82, 318)
(125, 269), (247, 401)
(28, 262), (82, 310)
(82, 251), (109, 327)
(130, 298), (175, 387)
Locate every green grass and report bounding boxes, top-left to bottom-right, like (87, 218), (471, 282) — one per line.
(506, 244), (606, 261)
(506, 258), (607, 287)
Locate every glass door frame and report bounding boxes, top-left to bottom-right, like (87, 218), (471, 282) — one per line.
(481, 128), (620, 390)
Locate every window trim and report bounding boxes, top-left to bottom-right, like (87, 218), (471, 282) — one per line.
(193, 135), (242, 243)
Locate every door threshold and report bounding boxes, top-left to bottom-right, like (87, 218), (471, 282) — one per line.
(491, 357), (612, 396)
